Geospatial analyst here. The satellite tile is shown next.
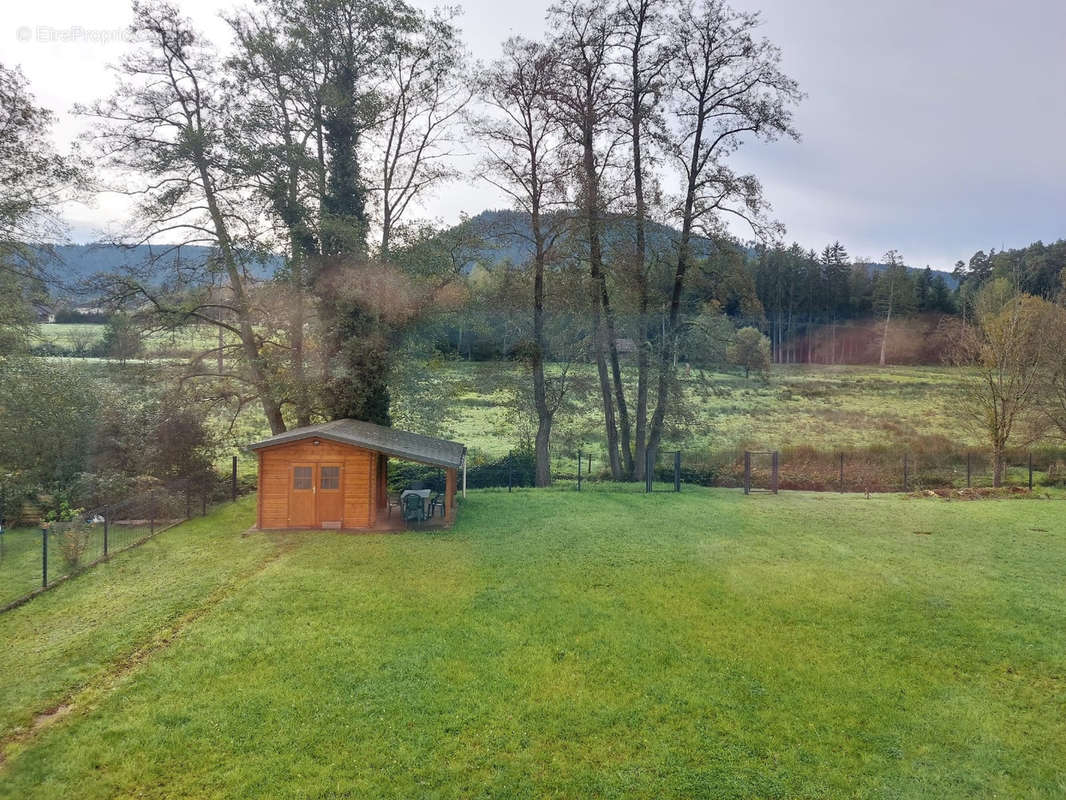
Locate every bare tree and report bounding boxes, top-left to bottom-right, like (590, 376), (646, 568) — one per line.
(875, 249), (907, 366)
(474, 38), (568, 486)
(373, 7), (470, 257)
(645, 0), (801, 458)
(951, 279), (1061, 486)
(548, 0), (630, 480)
(77, 1), (288, 433)
(227, 8), (326, 426)
(616, 0), (673, 480)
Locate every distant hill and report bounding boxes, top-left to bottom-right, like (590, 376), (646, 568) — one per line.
(450, 210), (958, 287)
(39, 215), (957, 295)
(25, 244), (280, 298)
(455, 209), (723, 273)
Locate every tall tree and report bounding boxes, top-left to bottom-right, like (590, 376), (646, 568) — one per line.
(474, 39), (567, 486)
(646, 0), (800, 457)
(873, 249), (912, 366)
(617, 0), (673, 480)
(78, 1), (288, 433)
(549, 0), (629, 479)
(227, 7), (325, 426)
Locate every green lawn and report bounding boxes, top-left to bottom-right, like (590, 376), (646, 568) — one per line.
(2, 489), (1064, 798)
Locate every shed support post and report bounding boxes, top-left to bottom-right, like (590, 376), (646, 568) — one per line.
(445, 468), (457, 520)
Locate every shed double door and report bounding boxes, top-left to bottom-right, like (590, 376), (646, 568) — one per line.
(288, 463), (344, 528)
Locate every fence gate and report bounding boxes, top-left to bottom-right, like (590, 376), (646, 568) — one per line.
(744, 451), (779, 495)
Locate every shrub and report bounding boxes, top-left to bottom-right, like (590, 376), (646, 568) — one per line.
(59, 522), (92, 571)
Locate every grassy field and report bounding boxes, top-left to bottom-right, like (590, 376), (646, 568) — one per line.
(445, 362), (981, 458)
(2, 489), (1064, 798)
(35, 323), (223, 355)
(29, 330), (991, 458)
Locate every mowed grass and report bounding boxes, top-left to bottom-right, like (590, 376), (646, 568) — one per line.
(3, 489), (1065, 798)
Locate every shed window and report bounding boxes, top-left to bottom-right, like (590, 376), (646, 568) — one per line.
(320, 466), (340, 490)
(293, 466), (312, 490)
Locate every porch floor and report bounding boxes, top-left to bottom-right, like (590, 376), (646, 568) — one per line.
(371, 508), (452, 532)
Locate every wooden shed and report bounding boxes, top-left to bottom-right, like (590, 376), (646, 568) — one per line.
(248, 419), (466, 530)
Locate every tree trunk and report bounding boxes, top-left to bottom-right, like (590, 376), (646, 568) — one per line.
(531, 201), (553, 487)
(879, 303), (892, 366)
(581, 110), (623, 479)
(627, 9), (651, 482)
(647, 110), (704, 456)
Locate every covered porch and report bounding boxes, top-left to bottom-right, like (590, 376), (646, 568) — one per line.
(371, 451), (465, 530)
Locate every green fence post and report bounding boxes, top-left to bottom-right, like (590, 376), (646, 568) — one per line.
(645, 448), (654, 494)
(577, 450), (582, 492)
(103, 505), (109, 557)
(674, 451), (681, 492)
(231, 456), (238, 502)
(1029, 452), (1033, 491)
(42, 527), (48, 588)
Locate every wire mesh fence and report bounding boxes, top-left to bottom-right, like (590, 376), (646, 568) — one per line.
(418, 444), (1066, 495)
(0, 465), (252, 612)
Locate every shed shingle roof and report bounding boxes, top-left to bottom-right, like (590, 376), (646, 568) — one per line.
(247, 419), (466, 469)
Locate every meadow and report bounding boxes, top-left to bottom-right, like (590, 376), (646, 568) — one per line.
(33, 327), (1050, 481)
(444, 362), (981, 457)
(2, 488), (1064, 798)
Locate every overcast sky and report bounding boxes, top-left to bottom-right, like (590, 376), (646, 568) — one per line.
(4, 0), (1064, 268)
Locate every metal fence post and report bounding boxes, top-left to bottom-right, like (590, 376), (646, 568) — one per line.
(772, 451), (780, 494)
(966, 452), (972, 488)
(744, 451), (751, 495)
(231, 456), (238, 502)
(903, 453), (909, 492)
(674, 451), (681, 492)
(507, 456), (512, 493)
(577, 450), (582, 492)
(103, 505), (109, 557)
(645, 448), (654, 493)
(42, 527), (48, 588)
(839, 453), (845, 493)
(1029, 452), (1033, 491)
